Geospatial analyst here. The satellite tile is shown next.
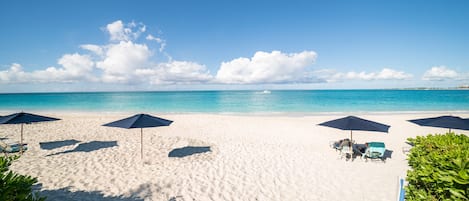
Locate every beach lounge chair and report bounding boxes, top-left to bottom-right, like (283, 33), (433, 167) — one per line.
(340, 145), (352, 160)
(330, 139), (354, 160)
(402, 146), (412, 154)
(330, 139), (352, 151)
(0, 139), (28, 154)
(362, 142), (386, 162)
(352, 144), (367, 158)
(402, 141), (413, 155)
(329, 141), (341, 151)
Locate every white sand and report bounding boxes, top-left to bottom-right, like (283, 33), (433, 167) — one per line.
(2, 112), (468, 201)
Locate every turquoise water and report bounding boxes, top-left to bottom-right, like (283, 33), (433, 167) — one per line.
(0, 90), (468, 113)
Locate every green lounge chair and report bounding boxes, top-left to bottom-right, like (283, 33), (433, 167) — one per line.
(363, 142), (386, 162)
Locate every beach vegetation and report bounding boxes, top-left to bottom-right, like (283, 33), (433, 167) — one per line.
(0, 155), (46, 201)
(406, 133), (469, 201)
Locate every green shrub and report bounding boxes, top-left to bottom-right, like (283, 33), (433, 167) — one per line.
(0, 155), (46, 201)
(406, 133), (469, 201)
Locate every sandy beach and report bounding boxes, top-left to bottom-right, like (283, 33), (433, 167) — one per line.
(2, 112), (468, 201)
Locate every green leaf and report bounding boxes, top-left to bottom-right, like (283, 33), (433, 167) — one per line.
(448, 188), (466, 200)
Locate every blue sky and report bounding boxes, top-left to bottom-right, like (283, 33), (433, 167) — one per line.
(1, 0), (468, 92)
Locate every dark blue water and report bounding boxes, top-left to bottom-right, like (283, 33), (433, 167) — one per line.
(0, 90), (468, 113)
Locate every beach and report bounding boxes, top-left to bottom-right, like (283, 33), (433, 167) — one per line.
(3, 112), (469, 201)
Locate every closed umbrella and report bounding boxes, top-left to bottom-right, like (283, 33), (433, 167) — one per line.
(408, 115), (469, 133)
(0, 112), (60, 153)
(102, 113), (173, 159)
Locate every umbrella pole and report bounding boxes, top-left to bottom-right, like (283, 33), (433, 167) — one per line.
(347, 130), (352, 158)
(350, 130), (353, 145)
(140, 128), (143, 160)
(20, 124), (24, 154)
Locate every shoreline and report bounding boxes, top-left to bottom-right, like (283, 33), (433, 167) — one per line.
(2, 109), (469, 117)
(1, 88), (469, 94)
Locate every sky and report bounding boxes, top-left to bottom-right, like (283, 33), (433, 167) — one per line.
(1, 0), (468, 92)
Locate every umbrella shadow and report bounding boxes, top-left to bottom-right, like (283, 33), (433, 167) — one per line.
(46, 141), (117, 156)
(126, 182), (191, 201)
(35, 185), (143, 201)
(40, 139), (81, 150)
(168, 146), (211, 158)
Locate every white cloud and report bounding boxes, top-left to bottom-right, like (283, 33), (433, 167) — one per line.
(57, 53), (94, 76)
(80, 44), (104, 56)
(0, 54), (95, 83)
(105, 20), (145, 42)
(40, 54), (94, 82)
(318, 68), (413, 82)
(96, 41), (152, 83)
(378, 68), (413, 80)
(0, 63), (28, 83)
(215, 50), (317, 84)
(33, 53), (95, 82)
(146, 34), (166, 52)
(422, 66), (458, 81)
(136, 61), (213, 84)
(97, 20), (210, 84)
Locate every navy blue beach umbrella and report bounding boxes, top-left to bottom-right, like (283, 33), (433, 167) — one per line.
(408, 115), (469, 132)
(102, 114), (173, 159)
(318, 116), (390, 143)
(0, 112), (60, 153)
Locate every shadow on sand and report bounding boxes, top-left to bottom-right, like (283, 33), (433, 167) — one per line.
(36, 182), (191, 201)
(384, 149), (393, 159)
(168, 146), (211, 158)
(40, 139), (81, 150)
(46, 141), (117, 156)
(36, 186), (143, 201)
(126, 183), (192, 201)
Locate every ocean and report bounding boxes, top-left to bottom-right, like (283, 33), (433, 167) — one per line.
(0, 90), (468, 114)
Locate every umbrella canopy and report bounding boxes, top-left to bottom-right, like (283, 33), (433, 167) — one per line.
(0, 112), (60, 153)
(408, 115), (469, 132)
(102, 113), (173, 159)
(318, 116), (390, 142)
(0, 112), (60, 124)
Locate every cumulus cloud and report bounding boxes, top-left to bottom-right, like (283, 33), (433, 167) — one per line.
(106, 20), (145, 42)
(316, 68), (413, 82)
(215, 50), (317, 84)
(422, 66), (458, 81)
(136, 61), (213, 84)
(96, 41), (152, 83)
(93, 20), (211, 84)
(0, 63), (28, 83)
(0, 54), (95, 83)
(34, 53), (95, 82)
(57, 53), (94, 77)
(79, 20), (210, 84)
